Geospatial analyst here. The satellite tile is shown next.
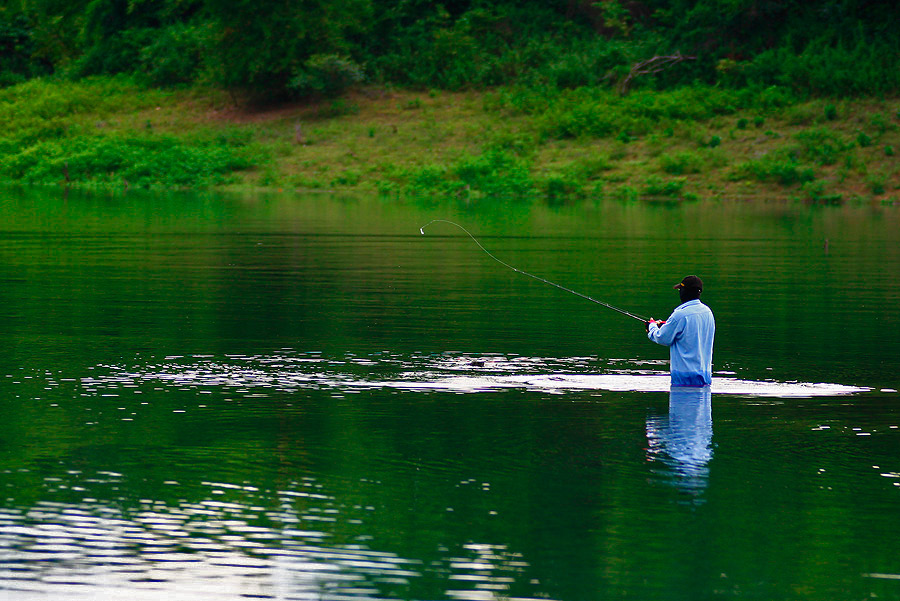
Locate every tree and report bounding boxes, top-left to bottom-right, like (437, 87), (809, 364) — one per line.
(202, 0), (373, 99)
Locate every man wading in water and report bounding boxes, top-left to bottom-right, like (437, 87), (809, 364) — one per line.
(646, 275), (716, 387)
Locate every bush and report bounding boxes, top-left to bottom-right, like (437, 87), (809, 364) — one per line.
(316, 99), (360, 118)
(0, 70), (27, 87)
(527, 85), (752, 141)
(0, 134), (254, 187)
(868, 176), (886, 196)
(870, 113), (893, 134)
(288, 54), (365, 98)
(738, 32), (900, 96)
(138, 24), (206, 86)
(0, 13), (51, 83)
(802, 179), (842, 203)
(454, 149), (532, 199)
(403, 149), (534, 200)
(856, 131), (873, 147)
(660, 151), (705, 175)
(732, 154), (815, 186)
(0, 77), (165, 122)
(72, 29), (156, 78)
(793, 128), (853, 165)
(642, 176), (688, 198)
(540, 174), (585, 203)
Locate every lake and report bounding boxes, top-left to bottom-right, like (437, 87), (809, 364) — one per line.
(0, 187), (898, 600)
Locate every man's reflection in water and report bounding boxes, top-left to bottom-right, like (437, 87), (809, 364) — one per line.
(646, 386), (713, 497)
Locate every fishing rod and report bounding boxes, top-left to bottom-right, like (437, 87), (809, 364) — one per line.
(419, 219), (650, 323)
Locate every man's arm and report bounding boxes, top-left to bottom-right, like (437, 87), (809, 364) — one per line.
(647, 315), (680, 346)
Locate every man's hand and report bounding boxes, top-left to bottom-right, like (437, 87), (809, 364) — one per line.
(646, 318), (666, 331)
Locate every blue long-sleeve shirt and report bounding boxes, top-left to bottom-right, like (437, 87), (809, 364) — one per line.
(647, 299), (715, 387)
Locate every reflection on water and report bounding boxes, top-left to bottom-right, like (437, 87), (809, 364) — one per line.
(3, 189), (900, 601)
(0, 465), (544, 601)
(0, 497), (420, 601)
(0, 504), (533, 601)
(646, 387), (714, 497)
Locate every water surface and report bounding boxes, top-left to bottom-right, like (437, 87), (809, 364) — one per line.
(1, 188), (898, 600)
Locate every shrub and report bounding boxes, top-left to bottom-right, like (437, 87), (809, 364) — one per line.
(732, 154), (815, 186)
(332, 169), (361, 186)
(486, 131), (537, 156)
(870, 113), (893, 134)
(802, 179), (842, 203)
(138, 24), (205, 87)
(454, 149), (532, 199)
(642, 176), (687, 198)
(317, 99), (360, 118)
(204, 0), (371, 98)
(72, 29), (156, 78)
(288, 54), (365, 98)
(739, 33), (900, 96)
(856, 131), (873, 147)
(868, 174), (887, 195)
(529, 86), (753, 141)
(404, 149), (534, 201)
(793, 128), (853, 166)
(0, 77), (166, 121)
(540, 174), (585, 203)
(660, 151), (704, 175)
(613, 185), (639, 202)
(0, 13), (52, 82)
(0, 134), (255, 187)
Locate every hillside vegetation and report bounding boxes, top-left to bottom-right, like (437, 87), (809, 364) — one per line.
(1, 0), (899, 201)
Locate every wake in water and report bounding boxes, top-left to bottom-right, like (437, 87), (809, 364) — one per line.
(82, 351), (870, 398)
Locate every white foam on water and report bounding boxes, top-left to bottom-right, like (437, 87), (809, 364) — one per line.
(79, 353), (871, 399)
(370, 373), (869, 397)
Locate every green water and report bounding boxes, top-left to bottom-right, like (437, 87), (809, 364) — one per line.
(1, 187), (899, 600)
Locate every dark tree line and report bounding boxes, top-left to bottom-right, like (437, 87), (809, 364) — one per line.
(1, 0), (898, 97)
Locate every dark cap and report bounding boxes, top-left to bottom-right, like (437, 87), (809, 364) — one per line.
(674, 275), (703, 292)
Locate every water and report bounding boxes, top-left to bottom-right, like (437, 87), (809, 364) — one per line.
(1, 187), (899, 600)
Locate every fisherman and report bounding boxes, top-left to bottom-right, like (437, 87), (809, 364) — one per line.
(647, 275), (715, 387)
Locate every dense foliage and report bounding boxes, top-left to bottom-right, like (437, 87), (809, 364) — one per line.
(1, 0), (899, 98)
(0, 77), (257, 187)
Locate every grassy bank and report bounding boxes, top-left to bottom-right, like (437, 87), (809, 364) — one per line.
(2, 77), (899, 203)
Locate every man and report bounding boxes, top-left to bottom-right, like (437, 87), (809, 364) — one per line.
(647, 275), (715, 387)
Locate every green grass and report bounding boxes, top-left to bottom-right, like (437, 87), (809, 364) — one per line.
(0, 76), (259, 188)
(0, 134), (254, 187)
(0, 76), (898, 202)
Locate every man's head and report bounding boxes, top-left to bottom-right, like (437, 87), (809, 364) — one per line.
(674, 275), (703, 303)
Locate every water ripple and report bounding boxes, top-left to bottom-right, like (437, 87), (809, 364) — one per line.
(72, 351), (870, 400)
(0, 468), (551, 601)
(0, 497), (423, 600)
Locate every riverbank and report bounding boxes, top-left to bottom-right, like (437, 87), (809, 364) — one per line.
(2, 77), (898, 203)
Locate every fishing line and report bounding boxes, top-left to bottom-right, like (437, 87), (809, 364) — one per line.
(419, 219), (649, 323)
